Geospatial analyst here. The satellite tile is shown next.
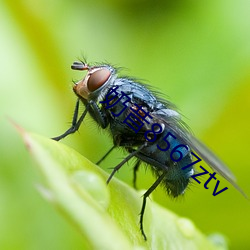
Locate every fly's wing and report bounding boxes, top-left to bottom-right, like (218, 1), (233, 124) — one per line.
(185, 133), (247, 198)
(153, 109), (248, 198)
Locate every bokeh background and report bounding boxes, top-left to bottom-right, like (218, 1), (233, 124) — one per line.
(1, 0), (250, 249)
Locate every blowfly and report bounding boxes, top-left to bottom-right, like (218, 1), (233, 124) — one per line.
(52, 60), (246, 240)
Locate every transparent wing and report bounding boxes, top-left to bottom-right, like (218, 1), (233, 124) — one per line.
(153, 111), (247, 198)
(185, 133), (247, 198)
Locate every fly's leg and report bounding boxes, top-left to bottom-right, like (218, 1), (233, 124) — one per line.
(107, 143), (146, 184)
(52, 99), (108, 141)
(52, 99), (88, 141)
(140, 172), (167, 240)
(96, 145), (116, 165)
(133, 160), (141, 189)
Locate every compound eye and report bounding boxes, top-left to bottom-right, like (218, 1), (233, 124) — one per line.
(87, 68), (111, 92)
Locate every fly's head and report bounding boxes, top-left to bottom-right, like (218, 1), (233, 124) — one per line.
(72, 61), (116, 101)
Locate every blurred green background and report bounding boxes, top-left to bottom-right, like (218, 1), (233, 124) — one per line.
(1, 0), (250, 249)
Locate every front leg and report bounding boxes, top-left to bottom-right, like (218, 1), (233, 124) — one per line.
(52, 99), (89, 141)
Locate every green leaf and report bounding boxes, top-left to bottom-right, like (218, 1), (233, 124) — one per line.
(19, 128), (227, 250)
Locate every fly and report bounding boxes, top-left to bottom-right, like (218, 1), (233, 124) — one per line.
(52, 60), (246, 240)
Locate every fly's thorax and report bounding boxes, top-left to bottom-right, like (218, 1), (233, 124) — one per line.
(73, 64), (117, 101)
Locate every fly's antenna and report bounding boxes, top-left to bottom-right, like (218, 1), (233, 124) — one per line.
(71, 61), (89, 71)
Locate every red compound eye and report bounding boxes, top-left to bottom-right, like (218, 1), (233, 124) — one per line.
(87, 68), (111, 92)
